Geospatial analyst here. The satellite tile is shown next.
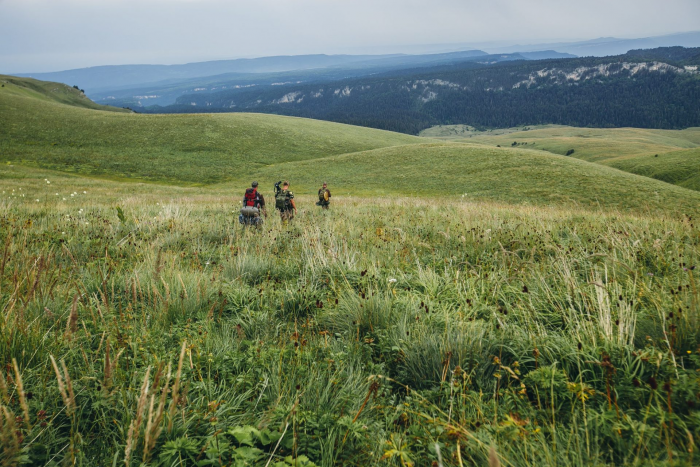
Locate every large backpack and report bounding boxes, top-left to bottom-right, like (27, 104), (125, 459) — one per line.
(275, 189), (290, 210)
(244, 188), (257, 207)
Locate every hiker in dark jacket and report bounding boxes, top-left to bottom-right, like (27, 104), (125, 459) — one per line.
(275, 181), (297, 222)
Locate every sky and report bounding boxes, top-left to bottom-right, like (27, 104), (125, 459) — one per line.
(1, 0), (699, 73)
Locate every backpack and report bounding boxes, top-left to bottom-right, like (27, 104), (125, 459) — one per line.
(244, 188), (257, 207)
(319, 189), (329, 202)
(275, 189), (290, 210)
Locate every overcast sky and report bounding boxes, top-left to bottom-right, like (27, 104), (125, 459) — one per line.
(1, 0), (699, 73)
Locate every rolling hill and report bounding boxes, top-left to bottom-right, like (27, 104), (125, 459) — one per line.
(606, 147), (700, 191)
(448, 125), (700, 162)
(0, 76), (420, 185)
(2, 75), (700, 215)
(0, 74), (130, 112)
(437, 125), (700, 191)
(248, 142), (700, 214)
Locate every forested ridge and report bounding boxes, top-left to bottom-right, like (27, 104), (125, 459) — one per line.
(141, 47), (700, 134)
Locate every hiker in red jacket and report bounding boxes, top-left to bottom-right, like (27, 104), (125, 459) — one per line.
(239, 181), (266, 226)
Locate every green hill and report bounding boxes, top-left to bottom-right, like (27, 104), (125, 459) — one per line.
(0, 74), (131, 112)
(3, 76), (700, 215)
(249, 142), (700, 215)
(605, 147), (700, 191)
(427, 125), (700, 191)
(445, 126), (700, 162)
(419, 124), (563, 139)
(0, 77), (421, 185)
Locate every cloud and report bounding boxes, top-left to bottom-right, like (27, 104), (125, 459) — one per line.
(1, 0), (699, 72)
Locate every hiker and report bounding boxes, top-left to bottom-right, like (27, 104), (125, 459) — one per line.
(275, 180), (297, 222)
(316, 182), (331, 209)
(239, 181), (266, 226)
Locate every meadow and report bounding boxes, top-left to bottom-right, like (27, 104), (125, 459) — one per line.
(1, 75), (700, 466)
(1, 165), (699, 466)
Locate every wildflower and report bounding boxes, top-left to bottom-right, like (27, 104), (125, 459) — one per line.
(688, 350), (692, 354)
(36, 199), (40, 202)
(647, 273), (654, 276)
(63, 198), (67, 201)
(46, 180), (50, 184)
(388, 278), (397, 283)
(83, 191), (87, 194)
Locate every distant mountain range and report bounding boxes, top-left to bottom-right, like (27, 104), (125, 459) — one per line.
(12, 31), (699, 104)
(15, 54), (401, 93)
(486, 31), (700, 57)
(137, 47), (700, 134)
(81, 51), (579, 107)
(8, 32), (700, 136)
(15, 50), (574, 97)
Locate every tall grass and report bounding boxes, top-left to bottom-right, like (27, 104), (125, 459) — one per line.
(0, 172), (698, 466)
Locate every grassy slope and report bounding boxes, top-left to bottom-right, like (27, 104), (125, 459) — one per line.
(1, 165), (699, 466)
(419, 124), (563, 139)
(605, 147), (700, 191)
(423, 125), (700, 191)
(249, 142), (700, 215)
(3, 76), (700, 215)
(2, 81), (700, 465)
(0, 74), (131, 112)
(453, 126), (700, 162)
(0, 78), (420, 185)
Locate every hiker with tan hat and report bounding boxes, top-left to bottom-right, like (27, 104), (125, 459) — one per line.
(317, 182), (331, 210)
